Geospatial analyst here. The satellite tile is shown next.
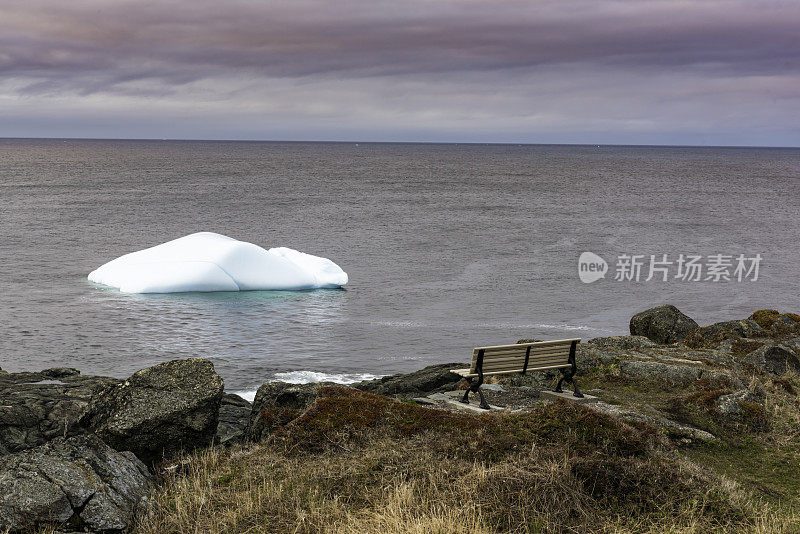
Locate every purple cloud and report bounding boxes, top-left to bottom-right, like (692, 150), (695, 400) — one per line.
(1, 0), (799, 144)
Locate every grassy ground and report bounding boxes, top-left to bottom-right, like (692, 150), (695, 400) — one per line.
(571, 362), (800, 533)
(136, 387), (796, 533)
(683, 372), (800, 512)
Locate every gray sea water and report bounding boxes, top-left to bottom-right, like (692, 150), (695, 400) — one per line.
(1, 139), (798, 395)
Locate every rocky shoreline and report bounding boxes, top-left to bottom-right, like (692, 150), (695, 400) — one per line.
(2, 306), (799, 532)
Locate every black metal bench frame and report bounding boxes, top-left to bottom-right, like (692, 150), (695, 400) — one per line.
(461, 339), (583, 410)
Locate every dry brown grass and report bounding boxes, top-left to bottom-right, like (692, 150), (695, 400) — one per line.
(138, 444), (793, 534)
(136, 388), (789, 534)
(761, 372), (800, 448)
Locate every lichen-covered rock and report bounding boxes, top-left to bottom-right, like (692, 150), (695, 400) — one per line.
(80, 359), (224, 464)
(0, 434), (152, 533)
(743, 344), (800, 376)
(714, 389), (767, 429)
(715, 389), (760, 417)
(685, 319), (763, 347)
(592, 401), (715, 443)
(587, 335), (660, 351)
(215, 393), (251, 447)
(782, 337), (800, 354)
(354, 363), (464, 399)
(0, 368), (121, 456)
(572, 339), (651, 375)
(700, 369), (744, 390)
(245, 382), (320, 442)
(629, 305), (699, 344)
(618, 360), (703, 386)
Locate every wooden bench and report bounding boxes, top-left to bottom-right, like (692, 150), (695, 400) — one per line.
(450, 338), (583, 409)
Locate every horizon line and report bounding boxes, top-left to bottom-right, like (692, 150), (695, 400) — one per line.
(1, 136), (798, 150)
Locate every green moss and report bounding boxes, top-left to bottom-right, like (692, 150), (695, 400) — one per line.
(750, 309), (782, 329)
(685, 440), (800, 506)
(748, 309), (800, 338)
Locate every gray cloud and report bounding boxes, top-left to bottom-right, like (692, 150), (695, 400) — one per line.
(1, 0), (799, 144)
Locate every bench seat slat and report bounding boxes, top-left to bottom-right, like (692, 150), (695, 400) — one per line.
(479, 352), (570, 365)
(481, 357), (570, 371)
(468, 343), (575, 373)
(481, 351), (571, 363)
(482, 361), (568, 373)
(474, 348), (573, 358)
(473, 338), (581, 351)
(474, 353), (571, 372)
(479, 348), (570, 360)
(452, 362), (573, 378)
(478, 342), (574, 352)
(458, 339), (580, 374)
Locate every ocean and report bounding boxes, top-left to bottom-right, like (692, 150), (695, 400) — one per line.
(1, 139), (798, 396)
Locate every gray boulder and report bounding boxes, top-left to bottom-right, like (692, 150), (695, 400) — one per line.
(215, 393), (252, 447)
(246, 382), (320, 442)
(630, 305), (699, 344)
(0, 434), (152, 532)
(743, 344), (800, 376)
(0, 368), (121, 455)
(80, 359), (224, 464)
(354, 362), (464, 399)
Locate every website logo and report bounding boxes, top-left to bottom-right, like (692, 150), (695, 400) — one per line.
(578, 252), (762, 283)
(578, 252), (608, 283)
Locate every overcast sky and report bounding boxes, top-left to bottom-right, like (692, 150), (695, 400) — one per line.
(1, 0), (799, 145)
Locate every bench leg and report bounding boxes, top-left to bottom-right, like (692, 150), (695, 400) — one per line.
(571, 378), (584, 398)
(555, 368), (584, 398)
(460, 382), (471, 404)
(475, 386), (490, 410)
(460, 377), (491, 410)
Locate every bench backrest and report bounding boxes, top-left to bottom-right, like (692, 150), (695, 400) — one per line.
(469, 338), (580, 376)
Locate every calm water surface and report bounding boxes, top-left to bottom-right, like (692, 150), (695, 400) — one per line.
(1, 140), (798, 393)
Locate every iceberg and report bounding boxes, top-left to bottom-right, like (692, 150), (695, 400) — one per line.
(88, 232), (348, 293)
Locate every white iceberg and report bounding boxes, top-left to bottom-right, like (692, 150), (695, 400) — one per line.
(88, 232), (348, 293)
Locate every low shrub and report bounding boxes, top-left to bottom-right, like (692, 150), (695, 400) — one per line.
(137, 387), (786, 533)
